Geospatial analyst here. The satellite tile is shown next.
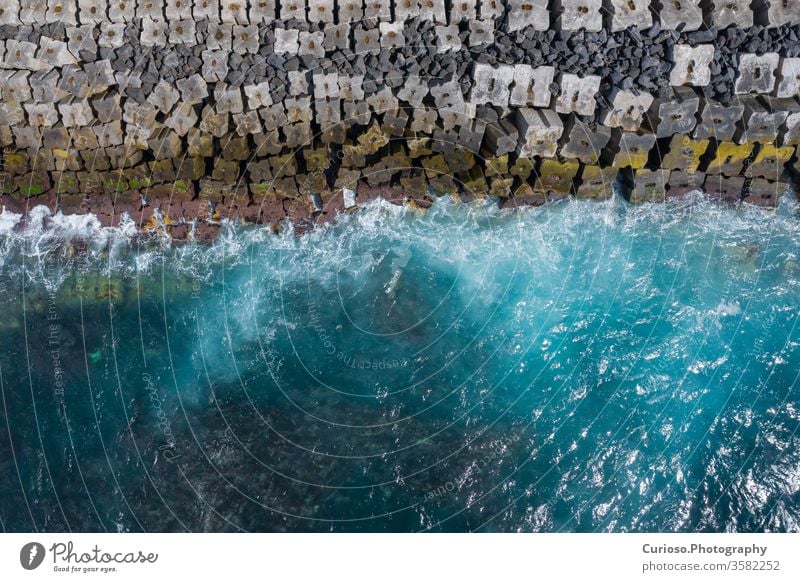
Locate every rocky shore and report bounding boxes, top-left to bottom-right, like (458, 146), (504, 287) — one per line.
(2, 1), (800, 241)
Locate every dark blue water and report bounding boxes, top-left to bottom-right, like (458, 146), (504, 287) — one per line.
(1, 194), (799, 532)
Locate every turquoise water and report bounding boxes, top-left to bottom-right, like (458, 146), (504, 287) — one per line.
(1, 194), (799, 532)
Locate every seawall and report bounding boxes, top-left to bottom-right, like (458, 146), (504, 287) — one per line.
(1, 1), (800, 240)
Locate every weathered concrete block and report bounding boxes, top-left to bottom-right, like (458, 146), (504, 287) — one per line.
(747, 143), (795, 179)
(274, 28), (299, 54)
(704, 175), (744, 203)
(307, 0), (334, 22)
(248, 0), (276, 22)
(765, 1), (800, 27)
(556, 74), (601, 116)
(344, 100), (372, 125)
(201, 49), (229, 82)
(704, 141), (754, 175)
(735, 53), (780, 94)
(479, 0), (504, 19)
(646, 87), (700, 138)
(38, 37), (79, 68)
(123, 99), (158, 128)
(606, 130), (656, 169)
(285, 96), (312, 122)
(506, 0), (548, 32)
(169, 20), (198, 46)
(509, 65), (554, 108)
(664, 170), (705, 199)
(601, 89), (654, 131)
(233, 24), (259, 53)
(207, 22), (233, 50)
(395, 0), (420, 20)
(560, 118), (611, 164)
(712, 0), (752, 29)
(176, 74), (208, 105)
(737, 96), (789, 144)
(431, 80), (465, 110)
(59, 65), (90, 98)
(0, 0), (21, 25)
(30, 70), (68, 103)
(232, 110), (263, 135)
(364, 0), (391, 20)
(20, 2), (47, 24)
(5, 40), (52, 71)
(450, 0), (476, 22)
(59, 98), (94, 127)
(193, 0), (220, 21)
(366, 86), (398, 113)
(556, 0), (602, 32)
(85, 59), (115, 90)
(670, 44), (714, 87)
(660, 0), (705, 31)
(25, 103), (60, 127)
(471, 63), (515, 107)
(354, 28), (380, 55)
(323, 22), (350, 50)
(2, 71), (31, 105)
(47, 0), (78, 25)
(380, 22), (405, 48)
(99, 22), (126, 48)
(141, 16), (168, 47)
(221, 0), (249, 23)
(243, 81), (273, 110)
(436, 25), (462, 52)
(693, 99), (744, 141)
(337, 0), (363, 21)
(576, 165), (618, 199)
(91, 91), (123, 123)
(774, 58), (800, 98)
(467, 18), (494, 46)
(534, 158), (579, 198)
(419, 0), (446, 22)
(660, 134), (709, 173)
(627, 168), (667, 204)
(745, 178), (788, 208)
(93, 120), (123, 146)
(605, 0), (651, 32)
(298, 30), (325, 57)
(313, 72), (340, 100)
(781, 104), (800, 146)
(396, 78), (428, 107)
(109, 0), (136, 21)
(163, 103), (197, 136)
(78, 0), (109, 22)
(515, 108), (564, 158)
(214, 85), (244, 114)
(259, 103), (288, 132)
(483, 119), (519, 156)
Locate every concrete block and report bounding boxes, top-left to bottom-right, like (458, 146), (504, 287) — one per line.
(471, 64), (515, 107)
(259, 103), (288, 132)
(659, 0), (704, 31)
(201, 49), (229, 82)
(3, 71), (31, 104)
(670, 44), (714, 87)
(556, 0), (602, 32)
(534, 158), (579, 197)
(646, 87), (700, 138)
(576, 165), (618, 199)
(735, 53), (780, 95)
(78, 0), (109, 22)
(559, 118), (611, 164)
(214, 85), (244, 114)
(249, 0), (276, 22)
(605, 0), (651, 32)
(774, 58), (800, 98)
(109, 0), (136, 21)
(339, 74), (365, 101)
(37, 37), (78, 68)
(765, 1), (800, 27)
(781, 103), (800, 146)
(397, 78), (428, 107)
(93, 120), (123, 147)
(307, 0), (334, 22)
(366, 86), (398, 113)
(298, 30), (325, 57)
(607, 130), (656, 169)
(364, 0), (391, 20)
(5, 40), (52, 72)
(704, 175), (744, 203)
(556, 73), (601, 117)
(627, 168), (668, 204)
(170, 20), (198, 46)
(313, 72), (340, 99)
(354, 28), (380, 55)
(419, 0), (447, 22)
(431, 80), (465, 110)
(30, 69), (68, 103)
(99, 22), (126, 48)
(395, 0), (420, 20)
(46, 0), (78, 26)
(122, 99), (158, 128)
(141, 16), (168, 47)
(285, 96), (312, 122)
(737, 96), (789, 144)
(91, 91), (122, 123)
(25, 103), (60, 128)
(745, 178), (788, 208)
(324, 23), (350, 50)
(704, 141), (754, 175)
(0, 1), (21, 25)
(712, 0), (752, 29)
(693, 99), (744, 141)
(506, 0), (548, 32)
(20, 2), (47, 24)
(84, 59), (115, 89)
(479, 0), (504, 19)
(137, 0), (164, 20)
(233, 24), (259, 53)
(660, 134), (709, 173)
(344, 100), (372, 125)
(207, 23), (232, 50)
(164, 103), (197, 137)
(176, 74), (208, 105)
(509, 65), (554, 107)
(380, 22), (405, 48)
(515, 108), (564, 158)
(483, 119), (519, 156)
(601, 89), (654, 131)
(467, 19), (494, 46)
(338, 0), (364, 22)
(193, 0), (220, 22)
(232, 110), (263, 135)
(221, 0), (249, 23)
(450, 0), (477, 22)
(147, 80), (180, 114)
(436, 25), (462, 52)
(664, 170), (705, 198)
(59, 98), (94, 127)
(274, 28), (299, 54)
(244, 81), (273, 109)
(747, 143), (795, 180)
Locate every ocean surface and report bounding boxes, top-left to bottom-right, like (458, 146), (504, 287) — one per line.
(1, 193), (799, 532)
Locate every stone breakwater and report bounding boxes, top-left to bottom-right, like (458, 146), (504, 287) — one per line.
(1, 1), (800, 240)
